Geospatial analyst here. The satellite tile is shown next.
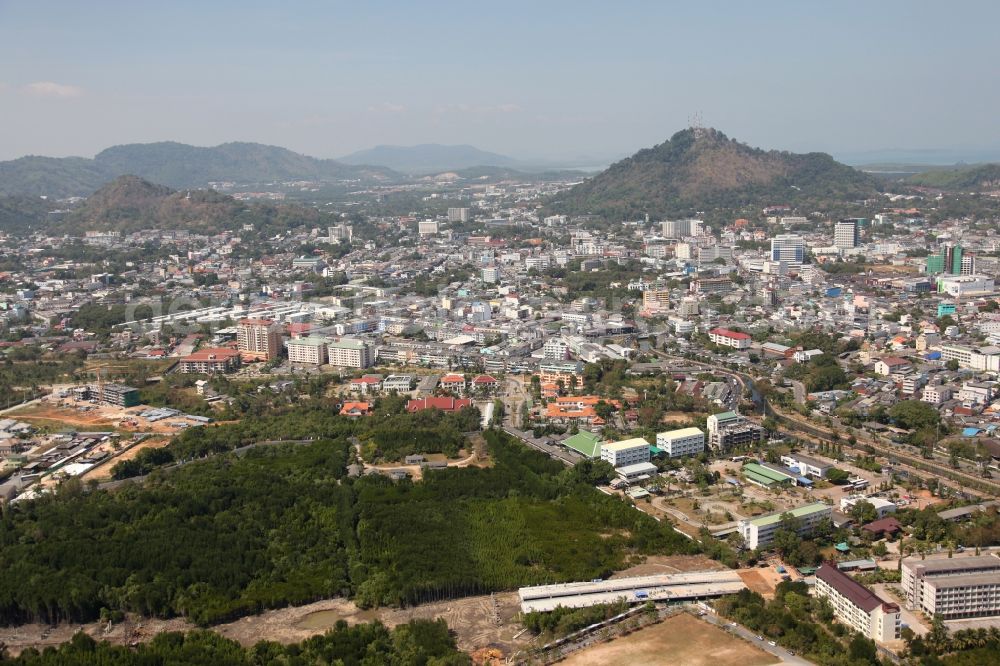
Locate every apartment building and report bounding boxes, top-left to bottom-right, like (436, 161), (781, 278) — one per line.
(327, 338), (373, 369)
(655, 427), (705, 458)
(179, 347), (241, 374)
(237, 318), (282, 362)
(641, 289), (672, 313)
(542, 338), (570, 360)
(902, 556), (1000, 619)
(708, 328), (751, 350)
(286, 336), (328, 365)
(738, 502), (832, 550)
(921, 384), (952, 405)
(815, 564), (900, 643)
(600, 438), (651, 468)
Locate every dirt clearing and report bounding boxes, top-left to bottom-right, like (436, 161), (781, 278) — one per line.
(558, 613), (779, 666)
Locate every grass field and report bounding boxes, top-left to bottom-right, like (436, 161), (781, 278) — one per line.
(559, 613), (779, 666)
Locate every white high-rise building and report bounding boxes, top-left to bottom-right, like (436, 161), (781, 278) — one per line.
(771, 234), (806, 263)
(834, 219), (860, 250)
(448, 207), (470, 222)
(418, 220), (439, 236)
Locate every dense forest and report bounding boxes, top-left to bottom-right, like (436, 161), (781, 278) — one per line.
(0, 619), (469, 666)
(0, 428), (695, 627)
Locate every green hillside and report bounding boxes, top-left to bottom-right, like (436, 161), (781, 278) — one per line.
(905, 163), (1000, 190)
(65, 175), (329, 234)
(551, 128), (879, 219)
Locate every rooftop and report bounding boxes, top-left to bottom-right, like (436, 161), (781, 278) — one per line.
(657, 427), (704, 439)
(817, 563), (897, 613)
(602, 437), (650, 452)
(744, 501), (831, 528)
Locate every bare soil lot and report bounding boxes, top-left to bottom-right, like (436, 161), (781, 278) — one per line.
(0, 593), (531, 658)
(557, 613), (779, 666)
(609, 554), (728, 579)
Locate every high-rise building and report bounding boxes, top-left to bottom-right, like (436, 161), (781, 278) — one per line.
(237, 318), (282, 361)
(771, 234), (806, 263)
(661, 219), (703, 238)
(447, 207), (471, 222)
(418, 220), (439, 236)
(834, 219), (860, 249)
(927, 244), (973, 275)
(328, 224), (353, 242)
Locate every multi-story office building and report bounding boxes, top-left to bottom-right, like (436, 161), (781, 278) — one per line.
(927, 244), (974, 275)
(418, 220), (439, 236)
(482, 267), (500, 283)
(661, 219), (703, 238)
(738, 502), (832, 550)
(237, 318), (282, 361)
(834, 219), (860, 250)
(816, 564), (900, 643)
(600, 438), (651, 468)
(286, 336), (328, 365)
(902, 556), (1000, 619)
(771, 234), (806, 264)
(327, 224), (353, 242)
(327, 338), (373, 369)
(655, 428), (705, 458)
(447, 207), (470, 222)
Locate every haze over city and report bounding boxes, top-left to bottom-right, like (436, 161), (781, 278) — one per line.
(3, 3), (1000, 665)
(1, 0), (999, 162)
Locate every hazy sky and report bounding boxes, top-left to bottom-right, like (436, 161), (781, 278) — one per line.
(1, 0), (998, 162)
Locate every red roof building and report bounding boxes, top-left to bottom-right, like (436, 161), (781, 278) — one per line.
(708, 327), (752, 350)
(406, 397), (473, 413)
(179, 347), (241, 374)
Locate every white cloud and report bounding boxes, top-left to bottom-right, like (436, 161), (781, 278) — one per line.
(367, 102), (406, 113)
(23, 81), (84, 98)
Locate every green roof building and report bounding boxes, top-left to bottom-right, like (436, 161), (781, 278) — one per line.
(563, 431), (603, 458)
(742, 462), (795, 488)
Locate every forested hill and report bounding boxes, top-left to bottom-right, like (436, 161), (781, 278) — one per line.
(60, 175), (329, 234)
(550, 128), (879, 220)
(0, 141), (399, 198)
(904, 163), (1000, 190)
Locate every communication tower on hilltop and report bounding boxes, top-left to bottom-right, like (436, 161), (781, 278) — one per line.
(688, 112), (705, 137)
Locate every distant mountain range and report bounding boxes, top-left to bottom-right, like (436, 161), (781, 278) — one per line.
(551, 128), (880, 219)
(0, 142), (397, 198)
(338, 144), (520, 174)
